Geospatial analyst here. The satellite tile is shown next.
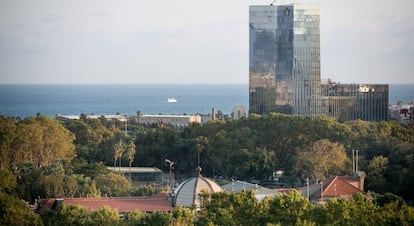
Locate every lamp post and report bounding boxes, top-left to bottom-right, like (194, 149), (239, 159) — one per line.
(165, 159), (174, 191)
(306, 178), (309, 200)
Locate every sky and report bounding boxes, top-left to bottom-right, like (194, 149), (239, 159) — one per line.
(0, 0), (413, 84)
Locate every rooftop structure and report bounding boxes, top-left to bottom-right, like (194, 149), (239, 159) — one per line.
(137, 112), (201, 128)
(298, 172), (366, 203)
(173, 167), (223, 208)
(222, 180), (280, 200)
(389, 101), (413, 125)
(56, 114), (127, 122)
(107, 167), (163, 186)
(38, 193), (172, 214)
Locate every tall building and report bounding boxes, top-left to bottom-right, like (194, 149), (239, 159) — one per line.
(249, 3), (321, 116)
(249, 4), (388, 122)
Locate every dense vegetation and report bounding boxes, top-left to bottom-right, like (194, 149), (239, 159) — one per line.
(1, 113), (414, 225)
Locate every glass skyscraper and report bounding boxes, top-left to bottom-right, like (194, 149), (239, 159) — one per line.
(249, 4), (321, 116)
(249, 4), (388, 122)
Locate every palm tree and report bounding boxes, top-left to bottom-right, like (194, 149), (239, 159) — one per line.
(126, 141), (136, 180)
(113, 140), (124, 171)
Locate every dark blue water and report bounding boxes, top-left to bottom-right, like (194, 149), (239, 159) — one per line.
(0, 84), (412, 118)
(0, 84), (248, 118)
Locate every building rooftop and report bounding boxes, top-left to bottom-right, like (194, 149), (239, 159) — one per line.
(38, 193), (172, 213)
(173, 167), (223, 208)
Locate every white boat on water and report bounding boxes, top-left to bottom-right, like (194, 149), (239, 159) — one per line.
(167, 97), (177, 103)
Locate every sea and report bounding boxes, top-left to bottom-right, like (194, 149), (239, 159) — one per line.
(0, 84), (413, 118)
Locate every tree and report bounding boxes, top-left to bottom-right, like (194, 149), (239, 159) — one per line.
(0, 116), (16, 169)
(126, 141), (136, 180)
(94, 173), (130, 196)
(366, 156), (388, 193)
(89, 206), (119, 226)
(0, 169), (42, 226)
(294, 139), (349, 181)
(262, 190), (312, 225)
(113, 139), (125, 169)
(7, 116), (75, 168)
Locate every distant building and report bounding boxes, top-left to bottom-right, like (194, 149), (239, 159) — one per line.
(232, 105), (247, 119)
(107, 167), (163, 186)
(56, 114), (127, 122)
(222, 180), (279, 200)
(137, 113), (201, 128)
(321, 80), (389, 122)
(389, 101), (413, 125)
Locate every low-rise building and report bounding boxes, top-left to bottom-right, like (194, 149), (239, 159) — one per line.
(137, 113), (201, 128)
(298, 171), (366, 203)
(389, 101), (413, 125)
(232, 105), (247, 120)
(107, 167), (163, 186)
(38, 193), (173, 214)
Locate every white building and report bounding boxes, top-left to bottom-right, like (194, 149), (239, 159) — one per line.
(232, 105), (247, 119)
(137, 114), (201, 128)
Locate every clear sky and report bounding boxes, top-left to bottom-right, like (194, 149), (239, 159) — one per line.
(0, 0), (413, 84)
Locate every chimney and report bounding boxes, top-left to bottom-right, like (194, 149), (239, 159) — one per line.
(353, 171), (366, 191)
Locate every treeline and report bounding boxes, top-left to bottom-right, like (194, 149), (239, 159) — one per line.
(135, 113), (414, 200)
(1, 113), (414, 225)
(0, 115), (157, 202)
(2, 168), (413, 226)
(1, 114), (414, 200)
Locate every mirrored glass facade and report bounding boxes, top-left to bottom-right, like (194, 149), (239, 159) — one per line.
(321, 81), (389, 122)
(249, 4), (321, 116)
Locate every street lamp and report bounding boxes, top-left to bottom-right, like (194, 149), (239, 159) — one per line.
(165, 159), (174, 191)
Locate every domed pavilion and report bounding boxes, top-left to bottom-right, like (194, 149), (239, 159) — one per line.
(173, 166), (223, 208)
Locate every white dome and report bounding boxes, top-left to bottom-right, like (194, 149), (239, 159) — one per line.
(174, 168), (223, 207)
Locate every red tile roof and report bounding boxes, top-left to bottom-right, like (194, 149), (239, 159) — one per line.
(319, 176), (363, 198)
(298, 176), (364, 199)
(39, 193), (173, 213)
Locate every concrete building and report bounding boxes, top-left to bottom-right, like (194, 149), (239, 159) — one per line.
(137, 113), (201, 128)
(107, 167), (164, 186)
(232, 105), (247, 119)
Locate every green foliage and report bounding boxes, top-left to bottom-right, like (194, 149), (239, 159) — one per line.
(294, 139), (349, 181)
(0, 192), (42, 226)
(1, 115), (75, 168)
(130, 184), (157, 196)
(263, 190), (312, 225)
(366, 156), (389, 193)
(41, 204), (90, 226)
(198, 190), (260, 226)
(89, 206), (120, 226)
(0, 169), (17, 194)
(94, 173), (130, 196)
(0, 169), (42, 226)
(171, 206), (195, 225)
